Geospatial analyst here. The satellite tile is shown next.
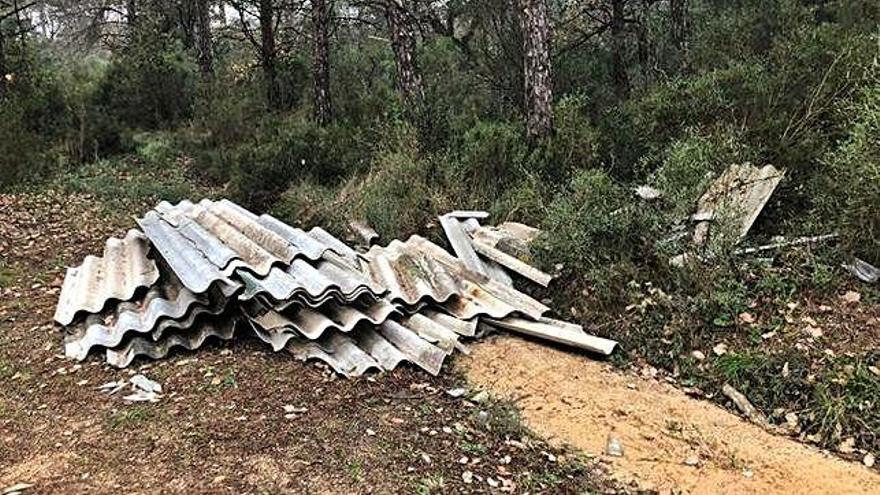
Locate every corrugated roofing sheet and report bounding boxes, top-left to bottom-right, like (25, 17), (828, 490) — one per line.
(106, 316), (238, 368)
(286, 319), (453, 377)
(236, 258), (386, 303)
(360, 235), (549, 319)
(55, 198), (616, 374)
(243, 296), (400, 347)
(54, 229), (160, 326)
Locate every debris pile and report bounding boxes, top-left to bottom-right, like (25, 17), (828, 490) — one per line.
(56, 199), (616, 376)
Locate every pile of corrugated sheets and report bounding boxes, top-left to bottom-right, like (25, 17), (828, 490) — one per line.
(55, 199), (616, 377)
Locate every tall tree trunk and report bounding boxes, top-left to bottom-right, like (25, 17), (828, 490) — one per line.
(259, 0), (280, 106)
(670, 0), (689, 50)
(0, 31), (6, 98)
(312, 0), (332, 125)
(518, 0), (554, 141)
(196, 0), (214, 76)
(127, 0), (138, 27)
(610, 0), (628, 98)
(385, 0), (423, 108)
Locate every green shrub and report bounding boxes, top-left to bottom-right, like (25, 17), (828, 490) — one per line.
(538, 169), (654, 274)
(0, 102), (52, 190)
(220, 116), (370, 209)
(448, 120), (528, 197)
(98, 33), (197, 130)
(809, 83), (880, 264)
(271, 180), (345, 232)
(647, 128), (755, 221)
(350, 127), (440, 238)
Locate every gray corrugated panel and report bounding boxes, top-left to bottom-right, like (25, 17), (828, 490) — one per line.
(419, 308), (478, 337)
(106, 317), (238, 368)
(287, 332), (384, 378)
(255, 213), (355, 262)
(439, 215), (489, 277)
(470, 237), (553, 287)
(282, 308), (470, 377)
(137, 211), (240, 295)
(376, 320), (447, 375)
(439, 215), (513, 286)
(54, 229), (160, 326)
(167, 199), (291, 275)
(247, 319), (298, 352)
(472, 222), (541, 260)
(247, 297), (400, 340)
(304, 226), (361, 264)
(445, 210), (490, 219)
(274, 289), (377, 311)
(362, 236), (548, 319)
(361, 238), (460, 305)
(348, 219), (379, 246)
(287, 325), (446, 377)
(236, 257), (386, 303)
(485, 316), (618, 355)
(153, 199), (355, 275)
(398, 313), (459, 354)
(63, 275), (214, 360)
(151, 297), (226, 340)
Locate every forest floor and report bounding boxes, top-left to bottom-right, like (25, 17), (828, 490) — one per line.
(1, 173), (878, 493)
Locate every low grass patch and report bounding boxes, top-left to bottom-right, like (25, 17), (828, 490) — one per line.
(0, 260), (16, 288)
(109, 407), (153, 429)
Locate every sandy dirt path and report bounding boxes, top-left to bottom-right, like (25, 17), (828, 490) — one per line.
(462, 336), (880, 495)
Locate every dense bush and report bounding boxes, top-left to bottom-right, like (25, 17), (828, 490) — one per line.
(538, 169), (654, 273)
(810, 83), (880, 264)
(98, 35), (197, 130)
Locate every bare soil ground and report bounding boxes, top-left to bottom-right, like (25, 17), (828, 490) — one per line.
(463, 336), (880, 494)
(0, 192), (630, 494)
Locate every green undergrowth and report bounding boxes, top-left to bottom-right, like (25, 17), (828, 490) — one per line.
(39, 132), (205, 212)
(578, 245), (880, 456)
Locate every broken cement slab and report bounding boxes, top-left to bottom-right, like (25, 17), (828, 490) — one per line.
(692, 163), (784, 246)
(843, 257), (879, 284)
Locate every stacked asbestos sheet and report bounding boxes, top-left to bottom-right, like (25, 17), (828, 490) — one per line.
(56, 199), (616, 377)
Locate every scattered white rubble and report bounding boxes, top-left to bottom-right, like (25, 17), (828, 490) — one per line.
(605, 435), (624, 457)
(635, 185), (662, 201)
(470, 390), (490, 404)
(462, 470), (474, 484)
(2, 483), (34, 495)
(446, 387), (467, 398)
(122, 374), (163, 403)
(843, 258), (879, 284)
(722, 383), (766, 425)
(130, 374), (162, 394)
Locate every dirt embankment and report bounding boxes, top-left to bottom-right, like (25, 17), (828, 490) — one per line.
(463, 336), (880, 495)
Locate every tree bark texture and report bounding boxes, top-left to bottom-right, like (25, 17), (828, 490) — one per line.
(312, 0), (332, 125)
(0, 30), (6, 97)
(385, 0), (423, 107)
(127, 0), (138, 27)
(610, 0), (628, 97)
(518, 0), (554, 141)
(195, 0), (214, 76)
(670, 0), (689, 49)
(259, 0), (280, 106)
